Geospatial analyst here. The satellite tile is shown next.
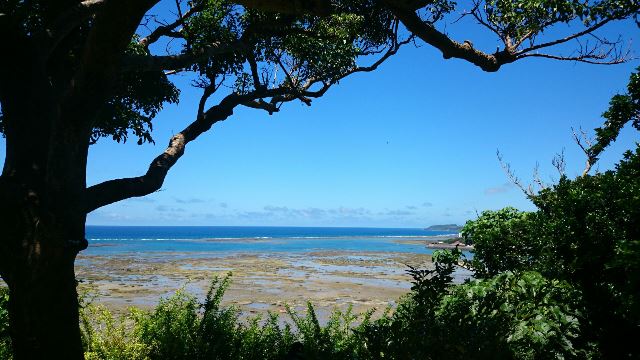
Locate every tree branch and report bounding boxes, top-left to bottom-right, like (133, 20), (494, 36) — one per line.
(572, 127), (597, 176)
(385, 2), (516, 72)
(86, 36), (404, 212)
(387, 2), (633, 72)
(519, 52), (627, 65)
(514, 19), (613, 56)
(121, 41), (249, 72)
(138, 1), (205, 49)
(85, 88), (288, 212)
(497, 150), (535, 197)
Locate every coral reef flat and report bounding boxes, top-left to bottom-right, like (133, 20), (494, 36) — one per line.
(75, 250), (436, 319)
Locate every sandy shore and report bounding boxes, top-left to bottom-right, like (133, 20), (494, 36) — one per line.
(75, 250), (437, 319)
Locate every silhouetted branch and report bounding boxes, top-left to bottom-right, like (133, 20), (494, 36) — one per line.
(122, 41), (250, 72)
(532, 162), (548, 192)
(138, 1), (205, 49)
(386, 2), (515, 72)
(515, 19), (614, 55)
(497, 150), (534, 196)
(85, 88), (286, 212)
(385, 1), (635, 72)
(552, 149), (566, 177)
(572, 127), (598, 176)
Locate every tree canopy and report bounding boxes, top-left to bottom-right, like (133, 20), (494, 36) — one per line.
(1, 0), (637, 215)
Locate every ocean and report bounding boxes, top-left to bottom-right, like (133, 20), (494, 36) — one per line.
(84, 226), (456, 256)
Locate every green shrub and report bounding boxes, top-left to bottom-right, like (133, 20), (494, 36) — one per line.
(435, 271), (593, 360)
(232, 312), (296, 360)
(133, 288), (201, 360)
(461, 207), (542, 278)
(0, 287), (10, 360)
(81, 304), (149, 360)
(461, 145), (640, 358)
(287, 302), (373, 360)
(360, 249), (460, 360)
(79, 273), (375, 360)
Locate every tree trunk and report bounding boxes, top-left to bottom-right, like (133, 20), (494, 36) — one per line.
(0, 83), (90, 358)
(7, 237), (84, 359)
(1, 186), (89, 360)
(0, 4), (145, 357)
(0, 166), (89, 359)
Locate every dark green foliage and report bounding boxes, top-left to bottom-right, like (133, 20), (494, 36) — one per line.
(484, 0), (640, 41)
(334, 0), (397, 48)
(286, 303), (373, 360)
(360, 248), (593, 359)
(359, 249), (459, 359)
(590, 67), (640, 160)
(436, 271), (591, 360)
(134, 289), (201, 359)
(407, 248), (460, 309)
(451, 67), (639, 358)
(0, 288), (10, 360)
(183, 1), (245, 80)
(90, 39), (180, 145)
(462, 207), (543, 278)
(192, 274), (240, 359)
(182, 1), (398, 97)
(530, 147), (640, 357)
(459, 152), (640, 357)
(455, 66), (640, 357)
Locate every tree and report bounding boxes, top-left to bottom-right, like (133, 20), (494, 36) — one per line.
(459, 67), (640, 358)
(458, 147), (640, 358)
(0, 0), (637, 358)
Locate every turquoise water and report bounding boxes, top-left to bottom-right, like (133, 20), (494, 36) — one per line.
(84, 226), (455, 256)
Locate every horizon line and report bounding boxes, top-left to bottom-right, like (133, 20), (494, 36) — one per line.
(84, 224), (460, 229)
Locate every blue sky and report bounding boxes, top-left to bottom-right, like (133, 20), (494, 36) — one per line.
(2, 12), (639, 228)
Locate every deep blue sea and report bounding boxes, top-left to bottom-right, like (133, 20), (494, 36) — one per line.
(84, 226), (455, 256)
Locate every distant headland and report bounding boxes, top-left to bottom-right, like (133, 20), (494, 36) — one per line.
(424, 224), (463, 232)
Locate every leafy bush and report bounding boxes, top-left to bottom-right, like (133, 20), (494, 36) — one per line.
(287, 302), (373, 360)
(360, 249), (461, 359)
(0, 287), (10, 360)
(119, 273), (295, 360)
(81, 304), (149, 360)
(460, 146), (640, 358)
(435, 271), (592, 360)
(134, 288), (201, 359)
(78, 273), (372, 360)
(461, 207), (542, 278)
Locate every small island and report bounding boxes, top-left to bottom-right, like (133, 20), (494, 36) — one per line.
(425, 224), (463, 232)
